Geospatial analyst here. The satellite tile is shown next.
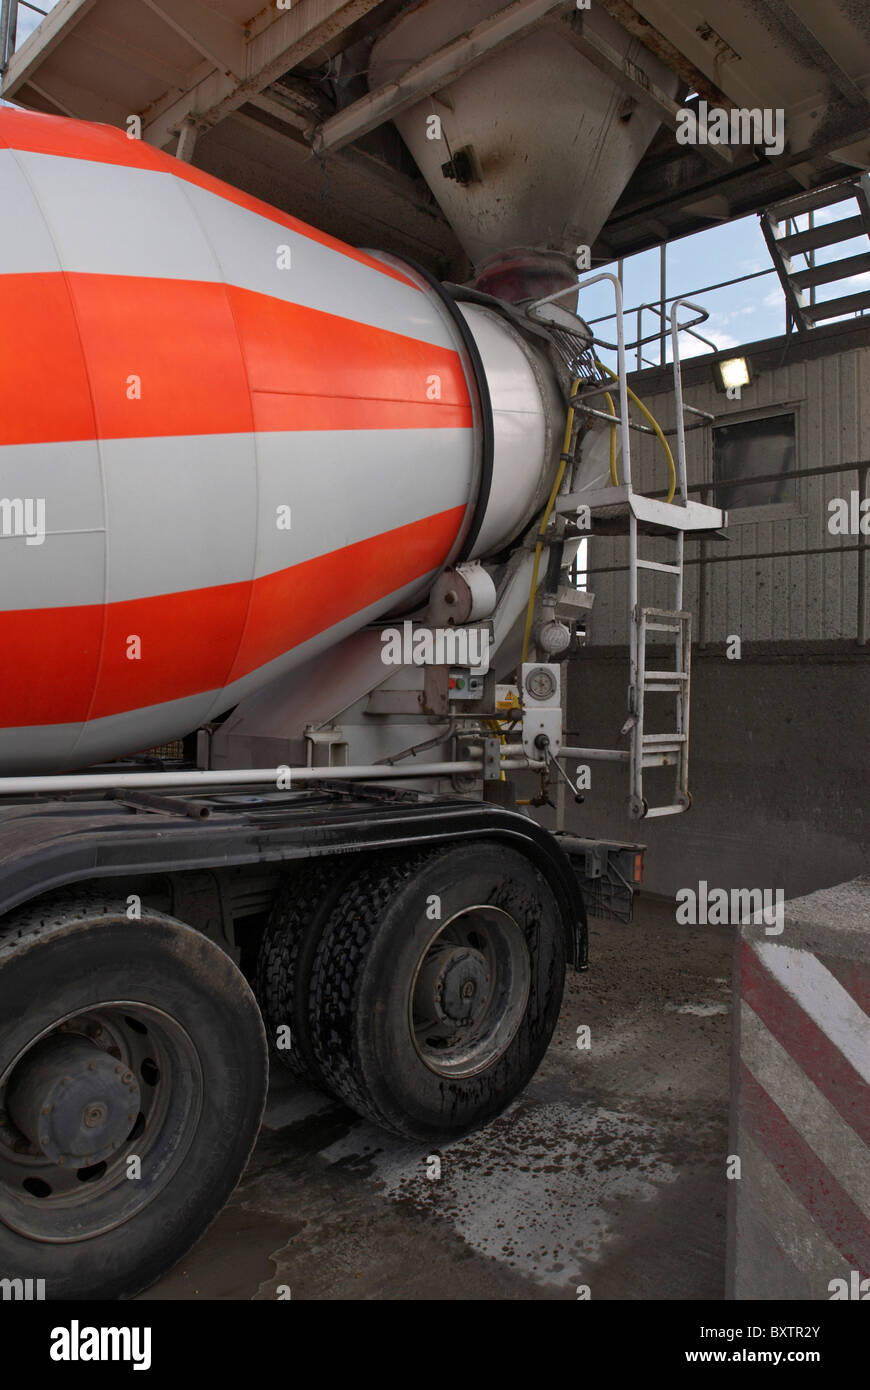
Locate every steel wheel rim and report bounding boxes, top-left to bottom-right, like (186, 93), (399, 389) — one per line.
(408, 905), (531, 1079)
(0, 1002), (202, 1243)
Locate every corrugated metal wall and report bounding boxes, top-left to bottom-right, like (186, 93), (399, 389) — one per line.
(586, 344), (870, 645)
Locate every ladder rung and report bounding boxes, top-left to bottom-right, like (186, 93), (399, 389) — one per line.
(642, 608), (689, 621)
(642, 752), (679, 766)
(637, 558), (681, 574)
(644, 682), (686, 693)
(643, 671), (687, 682)
(642, 803), (688, 818)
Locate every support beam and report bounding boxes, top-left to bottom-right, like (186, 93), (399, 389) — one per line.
(24, 77), (77, 117)
(138, 0), (246, 80)
(559, 11), (734, 167)
(598, 0), (729, 108)
(248, 89), (314, 138)
(311, 0), (573, 156)
(760, 0), (869, 109)
(143, 0), (384, 151)
(175, 116), (199, 162)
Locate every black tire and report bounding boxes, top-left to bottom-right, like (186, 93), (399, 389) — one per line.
(307, 842), (567, 1142)
(255, 857), (361, 1087)
(0, 893), (268, 1300)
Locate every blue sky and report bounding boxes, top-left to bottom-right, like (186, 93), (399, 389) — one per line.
(581, 215), (785, 370)
(11, 0), (51, 46)
(584, 197), (870, 371)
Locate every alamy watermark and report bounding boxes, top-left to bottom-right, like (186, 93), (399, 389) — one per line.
(676, 882), (784, 934)
(676, 102), (785, 158)
(50, 1321), (151, 1371)
(0, 497), (45, 546)
(827, 492), (869, 535)
(0, 1276), (45, 1300)
(380, 619), (490, 669)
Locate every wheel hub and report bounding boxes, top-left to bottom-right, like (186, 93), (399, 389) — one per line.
(410, 906), (532, 1078)
(422, 946), (491, 1027)
(5, 1034), (140, 1166)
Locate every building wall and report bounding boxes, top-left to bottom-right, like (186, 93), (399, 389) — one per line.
(564, 645), (870, 901)
(585, 332), (870, 646)
(567, 323), (870, 899)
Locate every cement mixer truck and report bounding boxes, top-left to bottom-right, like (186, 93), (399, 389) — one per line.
(0, 105), (723, 1299)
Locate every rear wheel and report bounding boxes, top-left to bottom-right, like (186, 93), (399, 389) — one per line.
(307, 842), (566, 1141)
(255, 858), (360, 1087)
(0, 894), (267, 1300)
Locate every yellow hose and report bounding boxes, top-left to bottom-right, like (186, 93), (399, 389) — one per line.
(520, 376), (580, 663)
(603, 389), (619, 486)
(519, 361), (676, 664)
(595, 358), (676, 504)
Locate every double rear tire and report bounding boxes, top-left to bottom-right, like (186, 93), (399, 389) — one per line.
(258, 842), (566, 1142)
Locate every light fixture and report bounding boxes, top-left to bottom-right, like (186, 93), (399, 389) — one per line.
(714, 356), (752, 393)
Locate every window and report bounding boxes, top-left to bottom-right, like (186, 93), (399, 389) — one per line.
(712, 411), (797, 511)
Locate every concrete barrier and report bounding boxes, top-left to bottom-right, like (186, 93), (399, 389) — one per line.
(727, 877), (870, 1300)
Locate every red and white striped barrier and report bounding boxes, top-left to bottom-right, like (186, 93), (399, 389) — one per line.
(727, 878), (870, 1300)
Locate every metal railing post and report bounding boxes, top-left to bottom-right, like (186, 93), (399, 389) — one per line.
(858, 462), (869, 646)
(670, 298), (708, 506)
(659, 243), (667, 367)
(0, 0), (15, 74)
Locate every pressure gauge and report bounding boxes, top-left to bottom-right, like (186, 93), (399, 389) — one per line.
(524, 665), (557, 702)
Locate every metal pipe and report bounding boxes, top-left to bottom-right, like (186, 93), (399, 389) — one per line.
(593, 303), (712, 356)
(583, 268), (775, 329)
(569, 402), (657, 435)
(0, 760), (487, 796)
(858, 462), (869, 646)
(0, 0), (16, 74)
(586, 542), (870, 576)
(0, 757), (545, 797)
(659, 242), (667, 367)
(670, 298), (707, 506)
(463, 743), (526, 757)
(560, 745), (630, 762)
(650, 458), (870, 500)
(698, 483), (710, 649)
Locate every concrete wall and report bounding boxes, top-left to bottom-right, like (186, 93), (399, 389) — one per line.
(564, 643), (870, 900)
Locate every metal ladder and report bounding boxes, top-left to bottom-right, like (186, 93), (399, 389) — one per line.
(532, 279), (723, 819)
(625, 299), (698, 817)
(627, 537), (692, 818)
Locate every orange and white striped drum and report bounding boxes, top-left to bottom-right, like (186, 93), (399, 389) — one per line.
(0, 110), (559, 773)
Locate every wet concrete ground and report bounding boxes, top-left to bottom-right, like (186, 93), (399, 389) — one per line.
(140, 897), (732, 1301)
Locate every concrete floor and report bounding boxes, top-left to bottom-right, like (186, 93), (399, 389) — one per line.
(140, 899), (732, 1301)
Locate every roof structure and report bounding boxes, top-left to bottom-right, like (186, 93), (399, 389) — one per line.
(2, 0), (870, 276)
